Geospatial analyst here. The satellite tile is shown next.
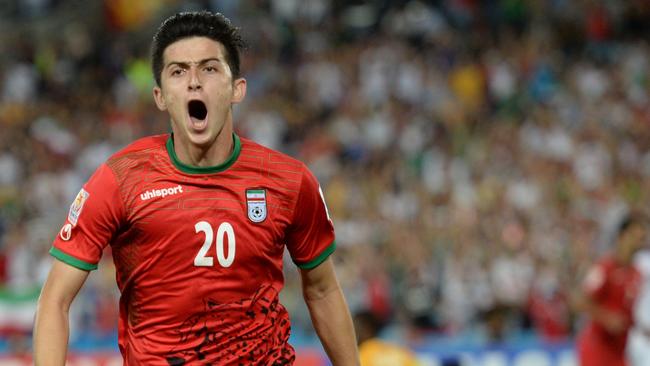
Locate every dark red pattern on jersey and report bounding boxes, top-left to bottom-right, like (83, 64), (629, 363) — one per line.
(165, 285), (294, 365)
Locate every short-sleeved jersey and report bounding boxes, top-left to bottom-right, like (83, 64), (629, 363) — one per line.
(577, 256), (641, 364)
(50, 134), (336, 365)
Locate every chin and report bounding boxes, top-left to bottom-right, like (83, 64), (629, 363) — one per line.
(187, 133), (215, 147)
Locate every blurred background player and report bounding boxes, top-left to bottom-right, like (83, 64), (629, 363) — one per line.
(576, 212), (647, 366)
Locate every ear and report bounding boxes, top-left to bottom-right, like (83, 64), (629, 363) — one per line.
(153, 86), (167, 111)
(231, 78), (247, 104)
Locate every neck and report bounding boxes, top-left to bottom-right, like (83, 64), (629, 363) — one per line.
(173, 125), (234, 168)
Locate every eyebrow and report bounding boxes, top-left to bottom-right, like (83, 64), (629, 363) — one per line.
(165, 57), (222, 69)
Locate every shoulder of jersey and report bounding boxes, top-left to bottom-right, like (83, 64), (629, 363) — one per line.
(107, 134), (168, 161)
(239, 136), (307, 170)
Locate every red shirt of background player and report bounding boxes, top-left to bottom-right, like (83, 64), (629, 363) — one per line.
(577, 257), (642, 366)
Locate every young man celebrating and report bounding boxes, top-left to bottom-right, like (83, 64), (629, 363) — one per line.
(576, 213), (647, 366)
(33, 11), (359, 365)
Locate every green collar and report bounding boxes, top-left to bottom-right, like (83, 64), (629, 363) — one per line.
(166, 133), (241, 174)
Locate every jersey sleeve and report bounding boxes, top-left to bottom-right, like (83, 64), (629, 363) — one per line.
(50, 163), (124, 271)
(285, 166), (336, 269)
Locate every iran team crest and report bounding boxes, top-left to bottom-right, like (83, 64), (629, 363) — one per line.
(246, 189), (267, 223)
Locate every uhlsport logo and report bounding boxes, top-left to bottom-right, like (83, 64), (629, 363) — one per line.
(246, 189), (267, 223)
(140, 185), (184, 201)
(59, 223), (72, 241)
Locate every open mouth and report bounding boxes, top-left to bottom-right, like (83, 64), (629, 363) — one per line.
(188, 100), (207, 120)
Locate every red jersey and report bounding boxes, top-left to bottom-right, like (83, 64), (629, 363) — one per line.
(527, 289), (570, 342)
(50, 134), (336, 365)
(577, 256), (642, 366)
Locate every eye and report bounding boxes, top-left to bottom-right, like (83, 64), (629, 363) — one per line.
(171, 68), (185, 76)
(204, 66), (217, 73)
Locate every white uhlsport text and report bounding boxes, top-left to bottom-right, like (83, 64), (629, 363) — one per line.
(140, 185), (184, 201)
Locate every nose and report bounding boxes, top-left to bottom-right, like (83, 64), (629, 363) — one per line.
(188, 68), (202, 91)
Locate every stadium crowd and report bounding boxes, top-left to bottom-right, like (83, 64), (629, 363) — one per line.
(1, 0), (649, 351)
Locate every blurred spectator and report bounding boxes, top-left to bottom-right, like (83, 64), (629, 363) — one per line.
(354, 310), (420, 366)
(627, 249), (650, 366)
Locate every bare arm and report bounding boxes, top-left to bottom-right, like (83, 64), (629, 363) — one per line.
(33, 260), (90, 365)
(300, 258), (359, 366)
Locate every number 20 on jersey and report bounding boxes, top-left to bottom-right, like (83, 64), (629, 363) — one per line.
(194, 221), (236, 267)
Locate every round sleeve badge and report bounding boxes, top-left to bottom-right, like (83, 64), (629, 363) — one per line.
(59, 223), (73, 241)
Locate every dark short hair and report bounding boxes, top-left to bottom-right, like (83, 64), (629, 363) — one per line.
(151, 11), (245, 86)
(353, 310), (383, 337)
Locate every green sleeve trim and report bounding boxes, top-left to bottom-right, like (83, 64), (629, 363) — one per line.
(295, 241), (336, 269)
(49, 247), (98, 271)
(166, 133), (241, 174)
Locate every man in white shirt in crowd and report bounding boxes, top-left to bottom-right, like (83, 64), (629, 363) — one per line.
(628, 249), (650, 366)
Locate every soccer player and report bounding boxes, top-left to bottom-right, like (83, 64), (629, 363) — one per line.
(576, 212), (647, 366)
(33, 11), (359, 365)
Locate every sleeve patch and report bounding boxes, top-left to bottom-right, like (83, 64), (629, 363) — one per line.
(68, 188), (90, 226)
